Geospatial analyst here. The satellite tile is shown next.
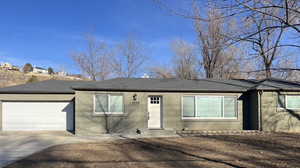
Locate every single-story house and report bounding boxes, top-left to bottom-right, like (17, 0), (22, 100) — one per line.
(0, 78), (299, 135)
(33, 67), (48, 74)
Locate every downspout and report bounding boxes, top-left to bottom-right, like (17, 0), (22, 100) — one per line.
(258, 90), (263, 131)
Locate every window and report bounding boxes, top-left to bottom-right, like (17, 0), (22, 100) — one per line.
(278, 95), (300, 109)
(286, 96), (300, 109)
(182, 96), (195, 117)
(94, 94), (123, 114)
(95, 94), (108, 113)
(224, 97), (236, 118)
(182, 96), (237, 119)
(197, 96), (222, 118)
(150, 96), (160, 104)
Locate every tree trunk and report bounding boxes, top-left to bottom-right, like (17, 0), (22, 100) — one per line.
(205, 66), (214, 78)
(265, 64), (272, 78)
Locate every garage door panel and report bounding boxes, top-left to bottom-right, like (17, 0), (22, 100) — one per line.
(2, 102), (74, 131)
(5, 124), (67, 131)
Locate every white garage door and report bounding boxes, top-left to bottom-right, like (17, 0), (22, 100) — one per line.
(2, 102), (74, 131)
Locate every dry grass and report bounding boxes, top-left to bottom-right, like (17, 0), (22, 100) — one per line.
(5, 133), (300, 168)
(0, 70), (86, 88)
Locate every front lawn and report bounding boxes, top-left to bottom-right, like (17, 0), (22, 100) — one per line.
(5, 133), (300, 168)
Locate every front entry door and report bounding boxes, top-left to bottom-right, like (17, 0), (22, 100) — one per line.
(148, 96), (162, 129)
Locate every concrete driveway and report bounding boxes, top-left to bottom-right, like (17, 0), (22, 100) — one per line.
(0, 131), (117, 168)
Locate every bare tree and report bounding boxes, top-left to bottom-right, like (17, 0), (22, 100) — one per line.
(228, 0), (300, 36)
(232, 5), (285, 78)
(111, 36), (147, 78)
(149, 39), (198, 79)
(228, 0), (300, 78)
(194, 6), (234, 78)
(149, 65), (174, 78)
(71, 34), (112, 80)
(188, 1), (295, 78)
(155, 0), (300, 36)
(218, 45), (256, 79)
(215, 0), (300, 78)
(272, 51), (299, 80)
(171, 39), (198, 79)
(154, 0), (300, 78)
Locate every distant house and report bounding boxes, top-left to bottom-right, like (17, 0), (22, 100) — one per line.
(33, 67), (48, 74)
(58, 71), (67, 76)
(69, 74), (84, 80)
(9, 66), (20, 71)
(0, 62), (12, 70)
(0, 63), (20, 71)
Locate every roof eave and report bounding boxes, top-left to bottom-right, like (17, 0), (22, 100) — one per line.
(72, 87), (247, 93)
(249, 88), (300, 92)
(0, 91), (75, 94)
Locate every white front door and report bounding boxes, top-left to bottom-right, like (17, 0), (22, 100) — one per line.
(148, 96), (162, 129)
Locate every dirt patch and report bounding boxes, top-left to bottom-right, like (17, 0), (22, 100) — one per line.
(5, 132), (300, 168)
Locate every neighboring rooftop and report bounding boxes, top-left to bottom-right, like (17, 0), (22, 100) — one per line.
(0, 78), (299, 94)
(0, 80), (94, 94)
(34, 67), (47, 70)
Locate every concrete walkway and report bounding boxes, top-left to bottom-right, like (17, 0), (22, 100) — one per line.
(0, 131), (117, 168)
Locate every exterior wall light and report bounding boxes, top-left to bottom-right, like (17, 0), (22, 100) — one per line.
(133, 94), (137, 101)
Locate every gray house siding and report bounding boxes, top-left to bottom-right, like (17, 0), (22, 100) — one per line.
(75, 91), (147, 135)
(261, 91), (300, 132)
(75, 91), (243, 135)
(0, 94), (75, 131)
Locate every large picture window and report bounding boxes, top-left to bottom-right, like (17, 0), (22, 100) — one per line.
(182, 96), (237, 119)
(94, 94), (124, 114)
(278, 95), (300, 109)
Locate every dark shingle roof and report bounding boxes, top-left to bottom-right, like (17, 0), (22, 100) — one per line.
(34, 67), (47, 70)
(71, 78), (250, 92)
(250, 78), (300, 91)
(0, 80), (94, 94)
(0, 78), (299, 94)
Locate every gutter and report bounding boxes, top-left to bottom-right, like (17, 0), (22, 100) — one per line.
(72, 88), (248, 93)
(0, 92), (74, 94)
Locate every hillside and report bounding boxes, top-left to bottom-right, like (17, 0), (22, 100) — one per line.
(0, 70), (87, 88)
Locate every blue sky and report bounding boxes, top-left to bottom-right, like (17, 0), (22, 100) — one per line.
(0, 0), (196, 74)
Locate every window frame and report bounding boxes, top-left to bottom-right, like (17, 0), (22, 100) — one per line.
(181, 95), (238, 120)
(278, 94), (300, 110)
(277, 94), (286, 109)
(93, 94), (124, 114)
(182, 96), (196, 118)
